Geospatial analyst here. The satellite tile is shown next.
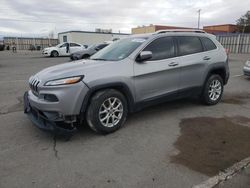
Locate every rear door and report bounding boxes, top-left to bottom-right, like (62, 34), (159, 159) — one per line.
(134, 36), (181, 102)
(70, 43), (83, 53)
(175, 36), (208, 92)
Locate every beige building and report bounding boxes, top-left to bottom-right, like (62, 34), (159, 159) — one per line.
(203, 24), (238, 34)
(58, 31), (129, 45)
(132, 25), (192, 34)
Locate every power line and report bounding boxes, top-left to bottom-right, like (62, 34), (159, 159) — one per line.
(0, 18), (195, 25)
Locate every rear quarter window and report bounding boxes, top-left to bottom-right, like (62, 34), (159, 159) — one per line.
(200, 37), (217, 51)
(177, 36), (203, 56)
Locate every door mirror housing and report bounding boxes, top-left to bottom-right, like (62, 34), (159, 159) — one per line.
(137, 51), (152, 62)
(95, 46), (101, 51)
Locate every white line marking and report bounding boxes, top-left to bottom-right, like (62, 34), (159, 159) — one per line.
(232, 74), (243, 78)
(192, 156), (250, 188)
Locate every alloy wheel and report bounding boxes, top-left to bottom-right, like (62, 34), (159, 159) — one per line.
(208, 79), (222, 101)
(98, 97), (123, 128)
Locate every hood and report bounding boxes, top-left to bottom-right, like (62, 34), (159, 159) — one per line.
(34, 59), (113, 84)
(43, 46), (57, 51)
(73, 48), (95, 55)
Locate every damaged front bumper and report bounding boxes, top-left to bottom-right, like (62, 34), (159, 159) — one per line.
(24, 91), (77, 136)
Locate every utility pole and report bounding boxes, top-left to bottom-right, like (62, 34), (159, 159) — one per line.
(197, 9), (201, 29)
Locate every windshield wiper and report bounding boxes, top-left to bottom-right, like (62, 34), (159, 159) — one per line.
(91, 58), (108, 61)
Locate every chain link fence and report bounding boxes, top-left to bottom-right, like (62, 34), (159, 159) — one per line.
(3, 37), (58, 50)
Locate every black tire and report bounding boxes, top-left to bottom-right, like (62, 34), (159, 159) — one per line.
(51, 50), (59, 57)
(81, 54), (90, 59)
(86, 89), (128, 134)
(202, 74), (224, 105)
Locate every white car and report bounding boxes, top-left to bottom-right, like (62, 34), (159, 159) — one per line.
(42, 42), (86, 57)
(243, 59), (250, 76)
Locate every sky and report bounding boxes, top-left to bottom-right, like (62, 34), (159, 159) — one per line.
(0, 0), (249, 38)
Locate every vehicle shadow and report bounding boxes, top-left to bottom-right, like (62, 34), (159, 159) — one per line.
(73, 97), (203, 140)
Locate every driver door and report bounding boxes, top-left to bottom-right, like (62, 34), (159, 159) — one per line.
(58, 43), (68, 56)
(134, 36), (180, 102)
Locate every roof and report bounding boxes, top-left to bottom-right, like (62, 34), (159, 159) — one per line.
(203, 24), (237, 28)
(58, 30), (130, 35)
(3, 36), (58, 40)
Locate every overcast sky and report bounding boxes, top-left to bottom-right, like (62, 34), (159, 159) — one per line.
(0, 0), (249, 37)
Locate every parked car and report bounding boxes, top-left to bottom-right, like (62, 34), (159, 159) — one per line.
(42, 42), (86, 57)
(70, 43), (109, 60)
(0, 37), (4, 51)
(243, 59), (250, 76)
(24, 30), (229, 135)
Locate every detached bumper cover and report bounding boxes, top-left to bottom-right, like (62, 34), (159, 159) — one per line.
(24, 91), (77, 135)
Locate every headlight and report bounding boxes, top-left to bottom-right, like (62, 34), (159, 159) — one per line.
(44, 76), (83, 86)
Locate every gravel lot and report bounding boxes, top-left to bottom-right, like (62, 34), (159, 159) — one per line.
(0, 51), (250, 188)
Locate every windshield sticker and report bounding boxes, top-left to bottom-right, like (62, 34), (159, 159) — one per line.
(131, 38), (146, 43)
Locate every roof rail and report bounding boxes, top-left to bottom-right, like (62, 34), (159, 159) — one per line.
(154, 29), (206, 34)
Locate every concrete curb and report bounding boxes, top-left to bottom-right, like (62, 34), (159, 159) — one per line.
(192, 157), (250, 188)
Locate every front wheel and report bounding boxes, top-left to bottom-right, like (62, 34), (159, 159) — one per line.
(202, 74), (224, 105)
(51, 50), (59, 57)
(86, 89), (128, 134)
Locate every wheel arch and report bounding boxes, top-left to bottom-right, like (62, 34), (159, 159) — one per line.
(82, 53), (90, 59)
(205, 66), (227, 85)
(50, 50), (59, 57)
(80, 82), (135, 116)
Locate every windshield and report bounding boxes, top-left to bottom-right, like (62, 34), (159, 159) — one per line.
(87, 44), (97, 49)
(90, 37), (147, 61)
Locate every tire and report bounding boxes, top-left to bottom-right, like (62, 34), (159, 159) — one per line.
(202, 74), (224, 105)
(81, 54), (90, 59)
(51, 50), (59, 57)
(86, 89), (128, 134)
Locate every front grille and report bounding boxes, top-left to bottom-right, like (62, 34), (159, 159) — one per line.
(29, 77), (40, 95)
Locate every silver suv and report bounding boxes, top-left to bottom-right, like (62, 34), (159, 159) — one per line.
(24, 30), (229, 135)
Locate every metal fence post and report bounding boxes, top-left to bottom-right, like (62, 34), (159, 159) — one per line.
(236, 34), (241, 54)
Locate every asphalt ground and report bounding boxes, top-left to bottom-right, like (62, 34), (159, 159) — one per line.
(0, 51), (249, 188)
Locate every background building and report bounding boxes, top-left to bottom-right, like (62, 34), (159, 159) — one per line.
(3, 37), (58, 50)
(58, 30), (129, 45)
(132, 24), (193, 34)
(132, 24), (239, 35)
(203, 24), (238, 34)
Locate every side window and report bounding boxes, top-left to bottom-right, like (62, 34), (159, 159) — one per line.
(63, 35), (67, 42)
(177, 36), (203, 56)
(70, 43), (81, 47)
(201, 37), (217, 51)
(143, 37), (175, 61)
(59, 43), (67, 48)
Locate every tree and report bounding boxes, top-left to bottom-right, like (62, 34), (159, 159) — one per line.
(237, 11), (250, 33)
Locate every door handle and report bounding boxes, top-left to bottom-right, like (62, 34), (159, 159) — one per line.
(203, 56), (211, 60)
(168, 62), (179, 67)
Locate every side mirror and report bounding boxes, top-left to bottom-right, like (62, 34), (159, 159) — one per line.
(95, 47), (100, 51)
(137, 51), (152, 62)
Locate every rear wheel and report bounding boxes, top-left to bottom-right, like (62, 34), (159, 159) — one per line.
(51, 50), (59, 57)
(202, 74), (223, 105)
(86, 89), (128, 134)
(81, 54), (90, 59)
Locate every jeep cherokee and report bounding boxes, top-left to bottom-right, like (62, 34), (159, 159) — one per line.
(24, 30), (229, 135)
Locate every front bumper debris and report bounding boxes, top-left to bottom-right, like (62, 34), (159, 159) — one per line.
(24, 91), (77, 136)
